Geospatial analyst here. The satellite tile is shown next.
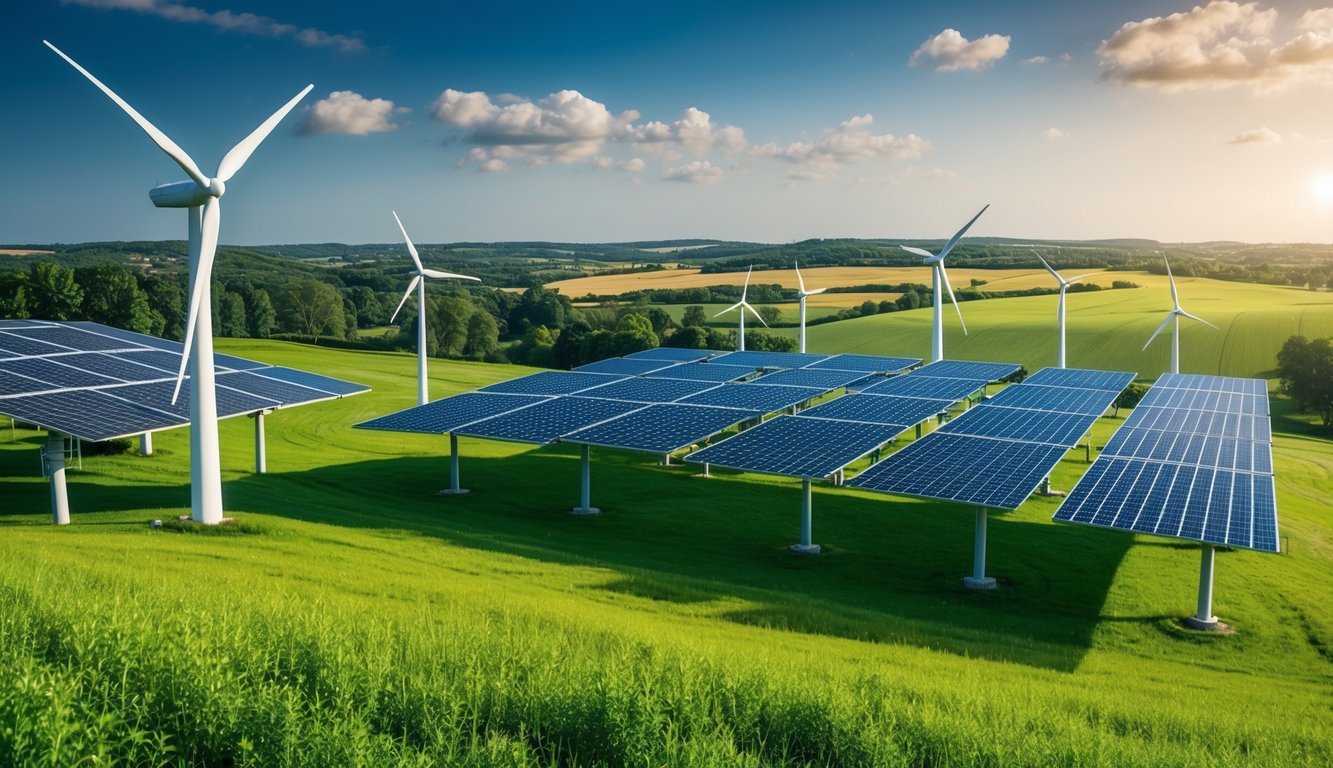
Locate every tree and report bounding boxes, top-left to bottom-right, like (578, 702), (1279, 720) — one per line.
(75, 263), (156, 333)
(141, 274), (185, 340)
(509, 284), (567, 332)
(756, 305), (782, 327)
(216, 291), (249, 338)
(612, 312), (658, 355)
(1277, 335), (1333, 427)
(579, 329), (618, 364)
(665, 325), (709, 349)
(433, 295), (474, 357)
(246, 289), (277, 338)
(895, 290), (922, 311)
(644, 306), (674, 336)
(744, 330), (797, 352)
(1112, 382), (1147, 418)
(0, 273), (30, 319)
(518, 325), (557, 367)
(279, 279), (344, 341)
(859, 300), (878, 317)
(27, 262), (83, 320)
(346, 286), (386, 328)
(553, 321), (591, 369)
(463, 310), (500, 360)
(682, 305), (707, 328)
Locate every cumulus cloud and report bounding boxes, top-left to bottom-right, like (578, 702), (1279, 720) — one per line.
(1043, 127), (1069, 140)
(629, 107), (748, 155)
(431, 88), (637, 167)
(63, 0), (365, 52)
(1099, 1), (1333, 91)
(909, 29), (1011, 71)
(299, 91), (404, 136)
(663, 160), (725, 184)
(1227, 126), (1282, 144)
(1023, 55), (1050, 65)
(752, 114), (931, 181)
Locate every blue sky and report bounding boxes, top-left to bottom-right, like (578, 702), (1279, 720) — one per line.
(3, 0), (1333, 244)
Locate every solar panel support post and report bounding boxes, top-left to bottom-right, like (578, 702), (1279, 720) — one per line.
(438, 432), (470, 495)
(43, 432), (70, 526)
(789, 477), (821, 554)
(963, 507), (997, 590)
(139, 431), (153, 457)
(253, 411), (267, 474)
(1187, 544), (1221, 630)
(187, 207), (225, 526)
(571, 444), (599, 515)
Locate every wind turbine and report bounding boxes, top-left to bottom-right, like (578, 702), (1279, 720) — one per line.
(388, 211), (481, 405)
(47, 41), (311, 525)
(714, 266), (767, 351)
(900, 205), (988, 362)
(793, 261), (825, 353)
(1142, 255), (1217, 374)
(1034, 252), (1095, 368)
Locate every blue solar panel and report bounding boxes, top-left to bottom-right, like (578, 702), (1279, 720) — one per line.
(480, 371), (626, 395)
(940, 404), (1096, 447)
(0, 332), (74, 357)
(117, 349), (185, 371)
(63, 321), (180, 351)
(1138, 387), (1268, 416)
(212, 371), (347, 406)
(799, 394), (952, 428)
(644, 362), (753, 383)
(572, 357), (679, 376)
(355, 392), (551, 434)
(0, 369), (51, 396)
(686, 415), (901, 478)
(624, 347), (718, 362)
(102, 377), (282, 421)
(710, 350), (829, 369)
(575, 376), (720, 403)
(253, 366), (367, 396)
(911, 360), (1020, 381)
(752, 368), (869, 390)
(1, 357), (122, 389)
(1123, 406), (1271, 442)
(1155, 372), (1267, 396)
(804, 354), (920, 373)
(678, 383), (825, 413)
(37, 352), (176, 383)
(563, 403), (756, 453)
(859, 375), (987, 401)
(1054, 458), (1278, 552)
(3, 326), (136, 352)
(456, 396), (644, 444)
(1101, 427), (1273, 474)
(0, 389), (181, 441)
(1022, 368), (1136, 392)
(213, 354), (272, 371)
(850, 434), (1069, 510)
(983, 384), (1116, 416)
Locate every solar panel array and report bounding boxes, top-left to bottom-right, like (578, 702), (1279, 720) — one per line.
(0, 320), (369, 442)
(686, 415), (903, 479)
(572, 357), (679, 376)
(805, 354), (918, 374)
(849, 367), (1132, 509)
(644, 361), (754, 383)
(1054, 373), (1278, 552)
(563, 403), (756, 453)
(480, 370), (626, 395)
(751, 368), (872, 391)
(710, 350), (830, 369)
(356, 392), (550, 434)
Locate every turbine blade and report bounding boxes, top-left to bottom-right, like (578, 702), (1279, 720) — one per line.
(1034, 251), (1062, 283)
(900, 245), (936, 261)
(421, 268), (481, 281)
(794, 260), (806, 294)
(1142, 312), (1174, 351)
(714, 302), (742, 318)
(172, 198), (221, 404)
(743, 301), (768, 327)
(741, 265), (752, 302)
(216, 84), (313, 182)
(1164, 255), (1180, 309)
(392, 211), (426, 273)
(1067, 273), (1097, 285)
(806, 288), (827, 296)
(938, 262), (967, 335)
(935, 203), (989, 261)
(45, 40), (209, 189)
(1179, 309), (1219, 330)
(389, 275), (422, 324)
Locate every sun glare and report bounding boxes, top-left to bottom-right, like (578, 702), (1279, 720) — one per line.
(1313, 174), (1333, 206)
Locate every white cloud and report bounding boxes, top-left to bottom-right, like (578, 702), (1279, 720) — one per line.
(628, 107), (748, 155)
(663, 160), (725, 184)
(63, 0), (365, 52)
(1023, 55), (1050, 65)
(752, 114), (931, 181)
(299, 91), (404, 136)
(1227, 126), (1282, 144)
(431, 88), (636, 167)
(1043, 127), (1069, 140)
(1099, 1), (1333, 91)
(909, 29), (1011, 72)
(591, 155), (646, 172)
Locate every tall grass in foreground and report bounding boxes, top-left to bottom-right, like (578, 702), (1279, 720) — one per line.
(0, 557), (1324, 767)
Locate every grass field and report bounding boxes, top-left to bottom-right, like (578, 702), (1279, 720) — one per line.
(1, 318), (1331, 764)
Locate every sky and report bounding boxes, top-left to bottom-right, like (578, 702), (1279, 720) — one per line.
(3, 0), (1333, 245)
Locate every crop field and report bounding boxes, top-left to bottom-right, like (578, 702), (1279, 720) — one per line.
(1, 309), (1330, 764)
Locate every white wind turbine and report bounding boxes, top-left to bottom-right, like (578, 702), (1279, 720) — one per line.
(714, 266), (767, 351)
(388, 211), (481, 405)
(900, 205), (988, 362)
(1143, 255), (1217, 374)
(1034, 252), (1095, 368)
(47, 41), (312, 526)
(793, 261), (826, 353)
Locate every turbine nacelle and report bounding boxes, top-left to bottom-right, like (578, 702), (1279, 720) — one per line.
(149, 179), (218, 208)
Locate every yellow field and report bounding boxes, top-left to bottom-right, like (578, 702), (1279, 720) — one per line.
(804, 291), (903, 307)
(0, 249), (54, 256)
(550, 266), (1122, 296)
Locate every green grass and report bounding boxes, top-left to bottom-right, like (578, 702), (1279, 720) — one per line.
(1, 320), (1330, 764)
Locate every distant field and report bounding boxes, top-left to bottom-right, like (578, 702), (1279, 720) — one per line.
(638, 244), (719, 253)
(550, 265), (1121, 296)
(0, 249), (54, 256)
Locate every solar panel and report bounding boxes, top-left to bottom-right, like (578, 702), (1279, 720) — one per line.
(911, 360), (1020, 381)
(572, 357), (680, 376)
(982, 384), (1116, 416)
(1123, 406), (1272, 442)
(678, 382), (825, 413)
(38, 352), (176, 382)
(455, 396), (644, 445)
(1, 356), (123, 389)
(102, 377), (281, 421)
(63, 320), (180, 351)
(252, 366), (366, 396)
(799, 394), (952, 428)
(940, 404), (1096, 447)
(686, 415), (901, 478)
(575, 376), (720, 403)
(859, 375), (988, 402)
(480, 370), (626, 396)
(3, 325), (133, 352)
(0, 331), (74, 357)
(850, 434), (1069, 510)
(355, 392), (550, 434)
(0, 388), (182, 441)
(751, 368), (870, 390)
(1154, 372), (1267, 396)
(1101, 427), (1273, 474)
(803, 354), (920, 373)
(1137, 387), (1268, 416)
(624, 347), (718, 362)
(563, 403), (756, 453)
(709, 350), (829, 369)
(1022, 368), (1135, 392)
(644, 361), (753, 383)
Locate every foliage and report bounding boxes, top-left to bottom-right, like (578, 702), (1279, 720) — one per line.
(682, 305), (708, 328)
(1113, 383), (1148, 417)
(25, 262), (83, 321)
(1276, 336), (1333, 427)
(278, 279), (345, 342)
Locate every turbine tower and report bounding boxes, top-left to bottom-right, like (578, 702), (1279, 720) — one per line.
(389, 211), (480, 405)
(1034, 252), (1095, 368)
(793, 261), (825, 353)
(46, 41), (311, 526)
(900, 205), (988, 362)
(714, 266), (766, 351)
(1142, 255), (1217, 374)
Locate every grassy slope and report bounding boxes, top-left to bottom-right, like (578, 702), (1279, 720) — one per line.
(0, 330), (1330, 764)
